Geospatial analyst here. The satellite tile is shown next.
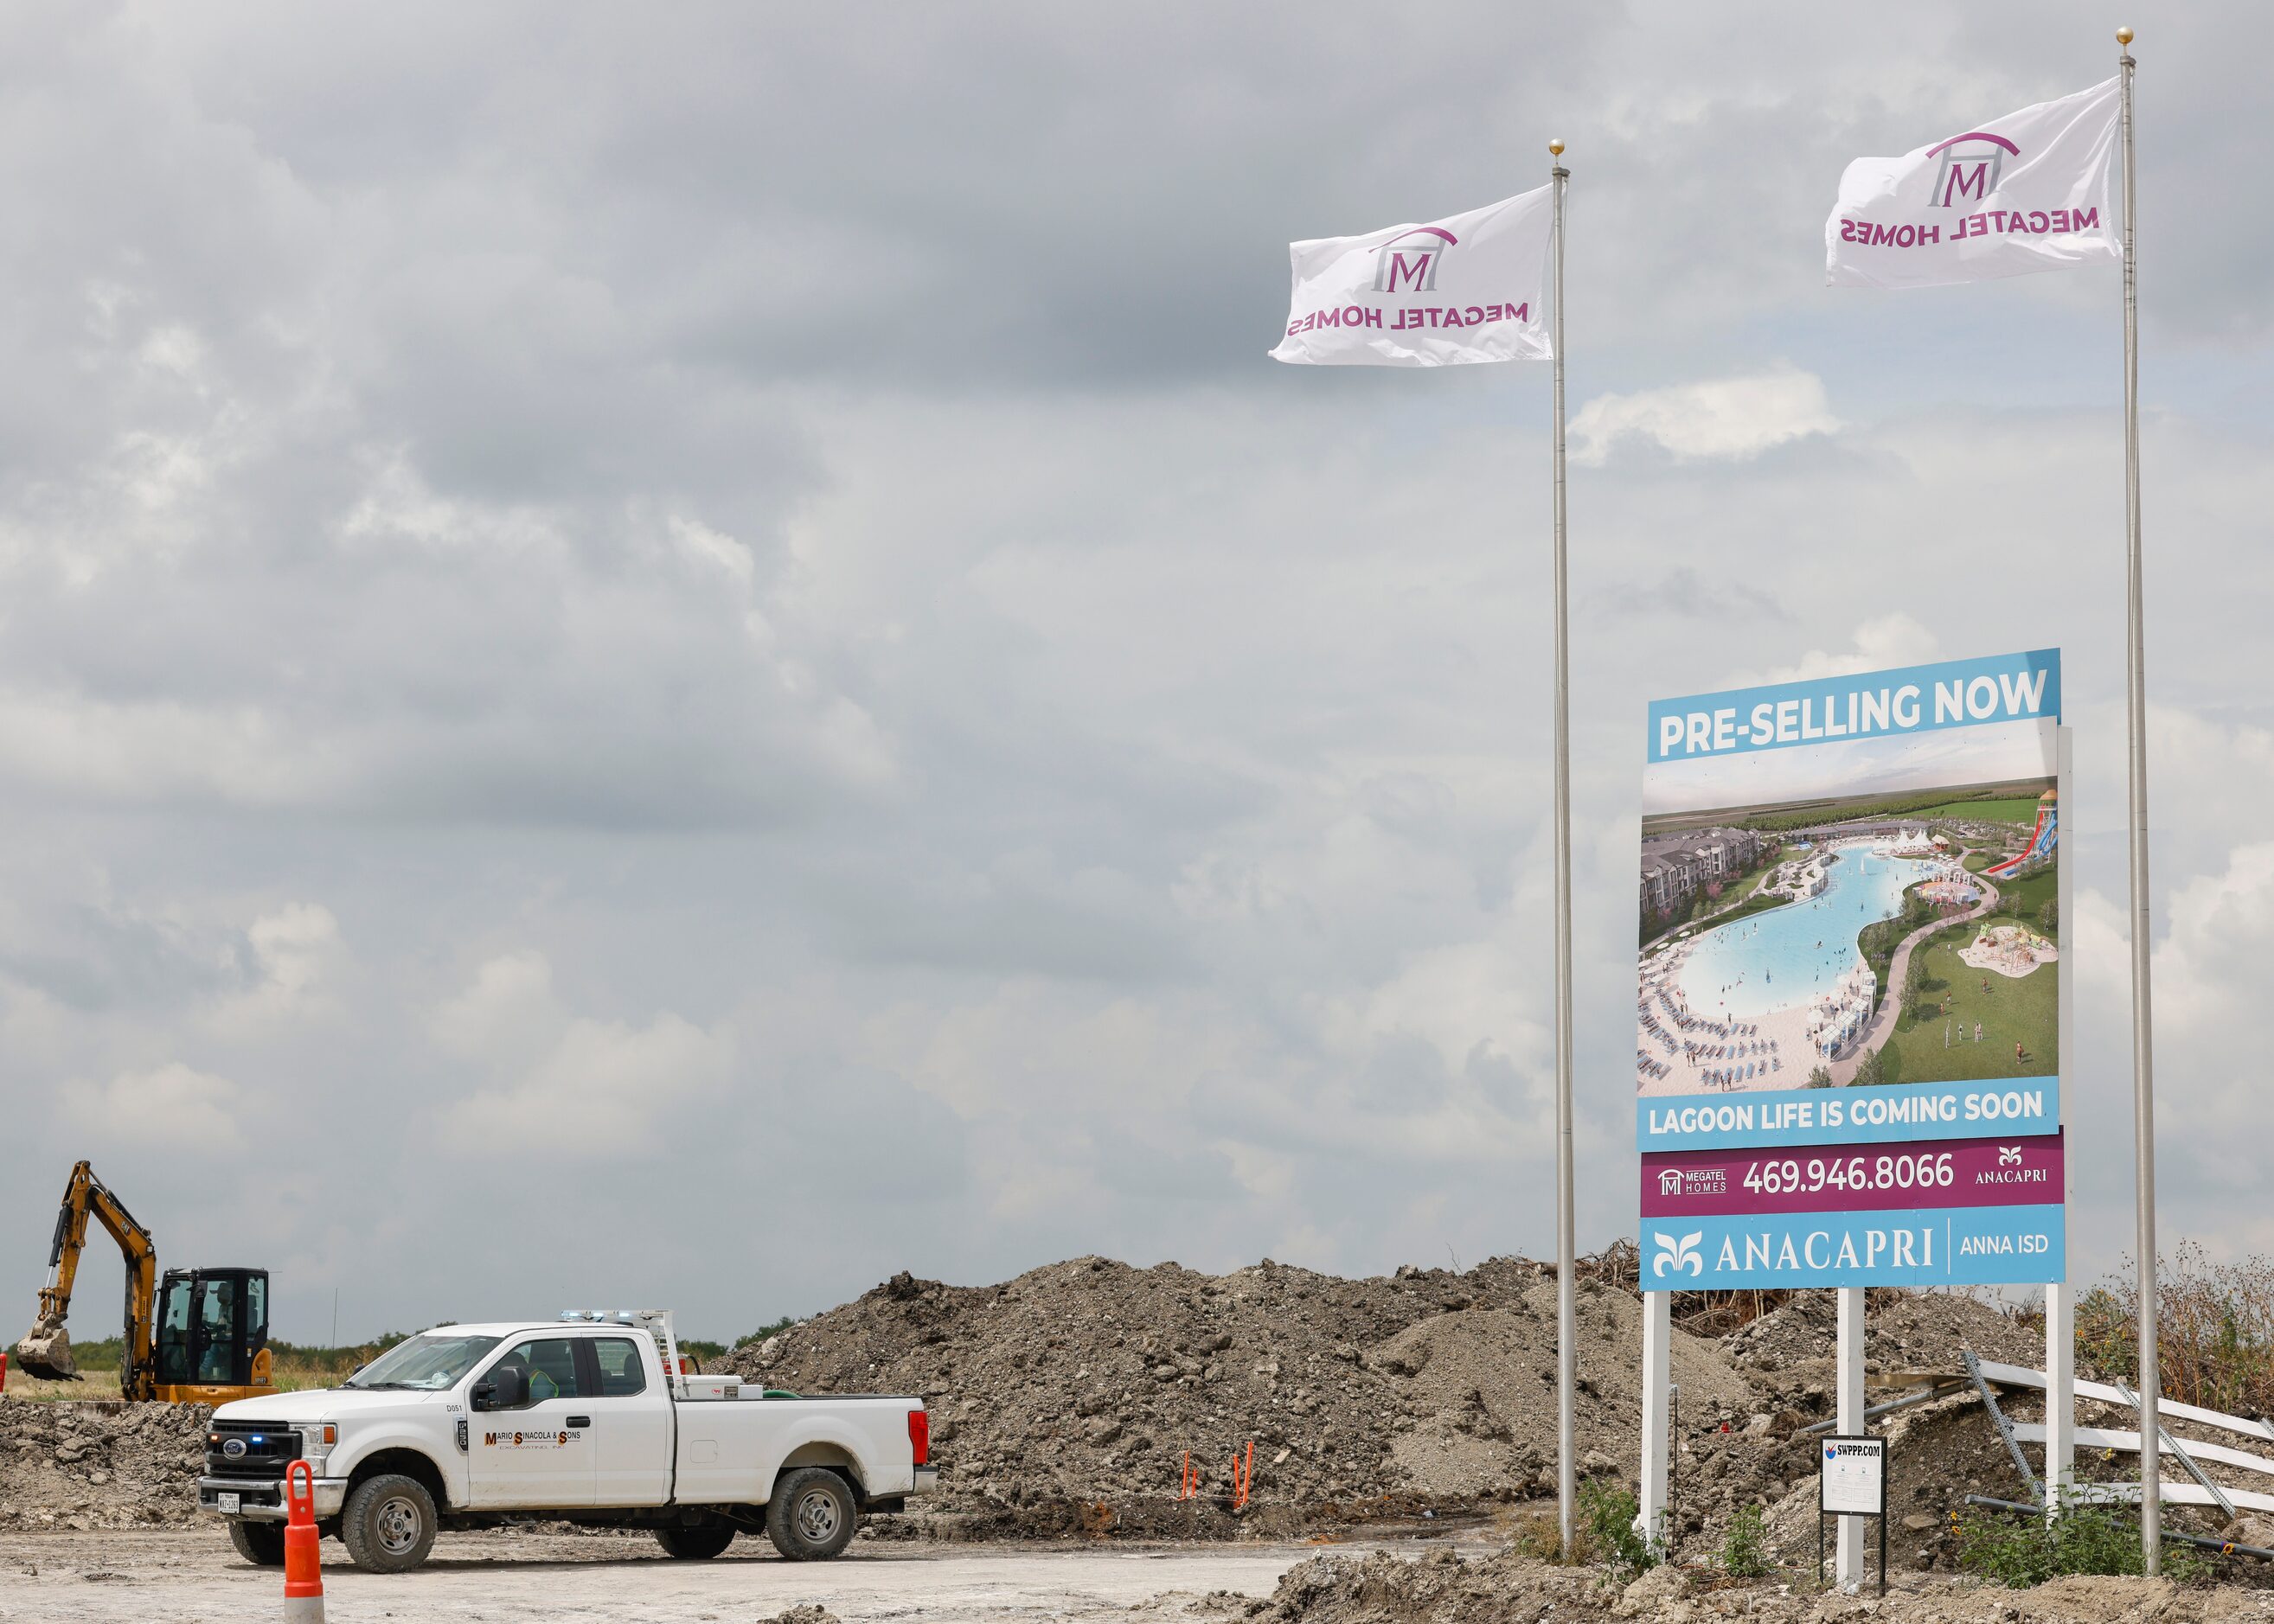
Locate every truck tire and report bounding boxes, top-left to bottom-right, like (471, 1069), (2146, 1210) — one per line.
(655, 1524), (737, 1559)
(766, 1467), (857, 1561)
(227, 1519), (286, 1566)
(340, 1473), (439, 1573)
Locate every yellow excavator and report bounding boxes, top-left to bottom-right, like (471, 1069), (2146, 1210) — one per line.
(14, 1160), (277, 1404)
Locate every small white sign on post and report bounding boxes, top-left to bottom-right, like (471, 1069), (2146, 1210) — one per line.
(1821, 1435), (1886, 1516)
(1819, 1434), (1889, 1594)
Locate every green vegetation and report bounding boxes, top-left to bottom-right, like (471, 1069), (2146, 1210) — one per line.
(1712, 891), (1793, 930)
(1957, 1496), (2211, 1587)
(1577, 1479), (1660, 1576)
(1900, 797), (2047, 827)
(57, 1332), (408, 1378)
(1731, 786), (2048, 835)
(731, 1315), (802, 1351)
(1857, 885), (1937, 1001)
(2075, 1243), (2274, 1416)
(1720, 1502), (1774, 1579)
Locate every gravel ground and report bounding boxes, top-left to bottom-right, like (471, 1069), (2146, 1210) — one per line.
(0, 1525), (1381, 1623)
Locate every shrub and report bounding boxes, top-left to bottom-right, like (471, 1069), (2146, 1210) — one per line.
(1578, 1480), (1658, 1577)
(1720, 1502), (1773, 1578)
(1957, 1497), (2212, 1588)
(1806, 1065), (1833, 1089)
(2076, 1244), (2274, 1416)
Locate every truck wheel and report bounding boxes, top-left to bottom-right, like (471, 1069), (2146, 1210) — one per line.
(655, 1524), (737, 1559)
(340, 1473), (438, 1573)
(766, 1467), (857, 1561)
(227, 1519), (286, 1566)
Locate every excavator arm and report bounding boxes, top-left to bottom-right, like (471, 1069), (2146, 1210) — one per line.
(15, 1160), (159, 1397)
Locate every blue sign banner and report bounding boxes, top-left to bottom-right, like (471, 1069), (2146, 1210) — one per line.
(1640, 1202), (2065, 1291)
(1637, 1077), (2059, 1152)
(1646, 649), (2060, 764)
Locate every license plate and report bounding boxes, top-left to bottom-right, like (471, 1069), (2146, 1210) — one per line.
(216, 1493), (240, 1514)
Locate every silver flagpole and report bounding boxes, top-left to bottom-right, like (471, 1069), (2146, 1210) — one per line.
(1548, 136), (1577, 1557)
(2117, 24), (2161, 1576)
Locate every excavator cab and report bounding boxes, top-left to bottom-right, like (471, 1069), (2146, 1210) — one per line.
(153, 1268), (272, 1398)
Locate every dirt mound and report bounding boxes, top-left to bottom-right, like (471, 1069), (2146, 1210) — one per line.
(0, 1401), (212, 1530)
(1728, 1291), (2041, 1375)
(727, 1256), (1583, 1518)
(1247, 1548), (2236, 1624)
(1248, 1548), (1608, 1624)
(1372, 1282), (1756, 1499)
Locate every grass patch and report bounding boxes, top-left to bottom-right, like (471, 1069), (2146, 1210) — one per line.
(1875, 927), (2057, 1085)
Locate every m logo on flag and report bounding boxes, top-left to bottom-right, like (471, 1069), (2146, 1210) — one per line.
(1373, 227), (1455, 293)
(1928, 131), (2019, 208)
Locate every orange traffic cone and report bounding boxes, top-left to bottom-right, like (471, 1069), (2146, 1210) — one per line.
(284, 1460), (325, 1621)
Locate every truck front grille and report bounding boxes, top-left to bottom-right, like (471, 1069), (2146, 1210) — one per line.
(205, 1419), (303, 1480)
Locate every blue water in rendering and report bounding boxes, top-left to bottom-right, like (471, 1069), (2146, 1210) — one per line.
(1676, 850), (1930, 1021)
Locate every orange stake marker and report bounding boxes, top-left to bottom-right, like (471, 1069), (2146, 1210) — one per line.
(284, 1459), (325, 1621)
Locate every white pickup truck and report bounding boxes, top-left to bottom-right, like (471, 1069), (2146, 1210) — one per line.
(195, 1309), (935, 1572)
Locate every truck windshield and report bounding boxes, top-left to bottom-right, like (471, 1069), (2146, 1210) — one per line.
(343, 1333), (503, 1391)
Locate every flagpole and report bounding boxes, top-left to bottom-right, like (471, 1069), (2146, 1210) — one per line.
(1548, 136), (1577, 1558)
(2116, 23), (2160, 1576)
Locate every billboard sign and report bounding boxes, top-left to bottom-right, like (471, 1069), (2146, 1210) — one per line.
(1634, 649), (2065, 1289)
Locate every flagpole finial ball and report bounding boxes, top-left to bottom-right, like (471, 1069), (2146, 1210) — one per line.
(2116, 26), (2133, 43)
(1548, 138), (1565, 157)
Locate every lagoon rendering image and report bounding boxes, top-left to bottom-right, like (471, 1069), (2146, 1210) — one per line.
(1636, 789), (2058, 1097)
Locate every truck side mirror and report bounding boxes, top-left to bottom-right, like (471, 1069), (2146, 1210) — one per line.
(473, 1367), (524, 1411)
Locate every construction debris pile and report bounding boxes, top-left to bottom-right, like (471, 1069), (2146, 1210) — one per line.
(726, 1255), (2027, 1543)
(0, 1401), (213, 1531)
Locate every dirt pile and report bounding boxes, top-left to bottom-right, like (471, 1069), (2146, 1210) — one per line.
(1246, 1548), (2245, 1624)
(0, 1401), (212, 1530)
(728, 1256), (1565, 1519)
(1726, 1292), (2037, 1376)
(1372, 1287), (1754, 1499)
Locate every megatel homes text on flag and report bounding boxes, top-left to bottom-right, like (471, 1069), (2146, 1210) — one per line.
(1825, 79), (2120, 289)
(1269, 186), (1554, 367)
(1632, 650), (2066, 1290)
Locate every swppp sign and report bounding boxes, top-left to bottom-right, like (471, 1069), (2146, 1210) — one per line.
(1633, 650), (2066, 1290)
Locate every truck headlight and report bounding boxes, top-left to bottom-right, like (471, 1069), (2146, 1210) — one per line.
(298, 1423), (339, 1467)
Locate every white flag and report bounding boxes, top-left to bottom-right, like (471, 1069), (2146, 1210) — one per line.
(1270, 186), (1554, 367)
(1825, 78), (2120, 290)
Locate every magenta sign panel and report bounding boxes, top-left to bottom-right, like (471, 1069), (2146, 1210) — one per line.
(1642, 1133), (2062, 1218)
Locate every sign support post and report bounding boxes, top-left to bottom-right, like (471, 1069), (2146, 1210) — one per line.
(2115, 25), (2162, 1576)
(1547, 137), (1578, 1559)
(2045, 724), (2078, 1512)
(1639, 1290), (1671, 1551)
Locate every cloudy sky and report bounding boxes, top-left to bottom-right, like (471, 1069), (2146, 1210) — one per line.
(3, 2), (2267, 1346)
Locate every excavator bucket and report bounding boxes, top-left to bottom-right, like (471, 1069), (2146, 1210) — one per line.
(13, 1319), (80, 1382)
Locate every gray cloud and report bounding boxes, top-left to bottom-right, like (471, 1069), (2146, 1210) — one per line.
(0, 1), (2265, 1342)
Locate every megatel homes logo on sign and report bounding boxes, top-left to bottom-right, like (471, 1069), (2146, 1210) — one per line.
(1657, 1167), (1728, 1199)
(1930, 131), (2015, 208)
(1372, 226), (1454, 292)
